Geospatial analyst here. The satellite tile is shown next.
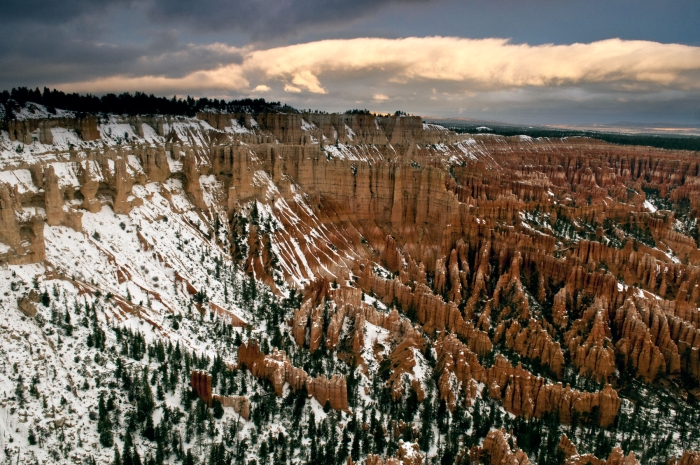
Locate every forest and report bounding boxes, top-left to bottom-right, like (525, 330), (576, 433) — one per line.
(0, 87), (297, 118)
(443, 123), (700, 152)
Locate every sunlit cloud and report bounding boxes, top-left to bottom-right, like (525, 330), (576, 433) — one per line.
(53, 37), (700, 123)
(57, 37), (700, 94)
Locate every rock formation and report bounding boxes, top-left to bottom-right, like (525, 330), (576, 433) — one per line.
(672, 451), (700, 465)
(435, 334), (620, 426)
(564, 447), (640, 465)
(190, 370), (213, 406)
(364, 441), (424, 465)
(476, 429), (532, 465)
(214, 394), (251, 420)
(238, 341), (349, 411)
(564, 301), (617, 382)
(190, 370), (250, 419)
(495, 318), (565, 378)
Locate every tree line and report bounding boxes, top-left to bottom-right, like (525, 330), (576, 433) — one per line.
(0, 87), (297, 118)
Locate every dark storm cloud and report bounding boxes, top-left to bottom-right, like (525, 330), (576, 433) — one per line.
(1, 0), (430, 37)
(0, 12), (244, 90)
(2, 0), (136, 23)
(0, 0), (427, 90)
(143, 0), (431, 37)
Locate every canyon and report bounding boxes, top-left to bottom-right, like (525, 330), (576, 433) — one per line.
(0, 102), (699, 465)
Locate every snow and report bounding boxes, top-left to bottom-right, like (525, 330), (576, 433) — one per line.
(252, 170), (280, 200)
(224, 118), (254, 135)
(48, 162), (80, 188)
(99, 118), (139, 145)
(7, 102), (75, 121)
(50, 128), (83, 149)
(645, 200), (657, 213)
(423, 123), (448, 132)
(323, 143), (385, 162)
(0, 169), (38, 194)
(345, 124), (355, 141)
(301, 119), (316, 131)
(140, 123), (161, 144)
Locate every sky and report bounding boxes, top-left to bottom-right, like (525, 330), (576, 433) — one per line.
(2, 0), (700, 125)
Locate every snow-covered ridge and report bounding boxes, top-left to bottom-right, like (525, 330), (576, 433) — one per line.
(4, 102), (76, 121)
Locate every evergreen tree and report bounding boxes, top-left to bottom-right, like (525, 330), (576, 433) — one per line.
(123, 431), (135, 465)
(183, 449), (195, 465)
(137, 369), (155, 422)
(419, 399), (434, 452)
(309, 411), (318, 462)
(213, 399), (224, 419)
(371, 411), (386, 454)
(15, 374), (25, 405)
(143, 414), (155, 441)
(41, 290), (51, 307)
(98, 393), (114, 447)
(351, 431), (361, 461)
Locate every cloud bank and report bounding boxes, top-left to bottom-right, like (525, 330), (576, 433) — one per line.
(51, 37), (700, 123)
(58, 37), (700, 94)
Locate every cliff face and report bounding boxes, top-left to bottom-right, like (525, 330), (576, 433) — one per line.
(7, 115), (99, 144)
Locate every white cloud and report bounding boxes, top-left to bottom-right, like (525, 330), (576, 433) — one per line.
(247, 37), (700, 91)
(52, 37), (700, 122)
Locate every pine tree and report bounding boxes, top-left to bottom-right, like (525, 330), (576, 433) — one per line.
(64, 309), (73, 336)
(309, 411), (318, 462)
(114, 446), (122, 465)
(41, 290), (51, 307)
(98, 393), (114, 447)
(339, 428), (351, 462)
(419, 400), (434, 452)
(371, 411), (386, 454)
(143, 414), (155, 441)
(183, 449), (195, 465)
(213, 399), (224, 419)
(137, 369), (155, 422)
(123, 431), (135, 465)
(15, 374), (25, 405)
(351, 431), (361, 462)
